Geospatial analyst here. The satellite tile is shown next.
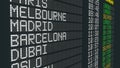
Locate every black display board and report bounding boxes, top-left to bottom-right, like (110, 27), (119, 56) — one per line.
(9, 0), (83, 68)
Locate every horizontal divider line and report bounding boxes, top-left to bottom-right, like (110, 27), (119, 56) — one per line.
(66, 60), (81, 68)
(10, 17), (82, 24)
(54, 0), (82, 8)
(10, 30), (82, 34)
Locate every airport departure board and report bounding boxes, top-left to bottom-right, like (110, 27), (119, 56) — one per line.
(9, 0), (82, 68)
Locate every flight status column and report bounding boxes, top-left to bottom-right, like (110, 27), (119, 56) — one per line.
(88, 0), (99, 68)
(9, 0), (83, 68)
(102, 0), (114, 68)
